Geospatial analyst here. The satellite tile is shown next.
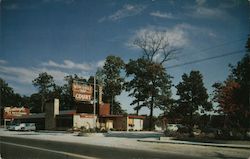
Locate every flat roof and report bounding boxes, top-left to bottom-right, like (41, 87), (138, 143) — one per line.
(99, 115), (145, 119)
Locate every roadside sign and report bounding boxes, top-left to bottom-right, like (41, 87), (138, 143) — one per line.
(72, 82), (93, 102)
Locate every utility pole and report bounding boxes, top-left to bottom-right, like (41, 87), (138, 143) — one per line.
(111, 95), (113, 115)
(93, 75), (96, 128)
(0, 85), (2, 126)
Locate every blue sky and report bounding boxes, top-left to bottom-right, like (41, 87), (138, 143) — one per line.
(0, 0), (249, 115)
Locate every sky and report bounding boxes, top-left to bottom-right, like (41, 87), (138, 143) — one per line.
(0, 0), (249, 116)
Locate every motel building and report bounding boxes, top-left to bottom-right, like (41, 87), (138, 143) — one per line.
(2, 81), (144, 131)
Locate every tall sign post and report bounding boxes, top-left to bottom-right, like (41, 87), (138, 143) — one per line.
(93, 76), (96, 128)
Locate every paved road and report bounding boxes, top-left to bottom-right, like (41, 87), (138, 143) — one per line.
(0, 136), (204, 159)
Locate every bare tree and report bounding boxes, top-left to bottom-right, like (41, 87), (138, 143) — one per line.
(133, 30), (179, 64)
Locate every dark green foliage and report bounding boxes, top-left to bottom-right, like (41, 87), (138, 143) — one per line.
(112, 100), (127, 115)
(230, 54), (250, 114)
(29, 93), (42, 113)
(176, 70), (212, 127)
(60, 74), (80, 110)
(101, 55), (125, 115)
(0, 78), (23, 107)
(212, 36), (250, 132)
(126, 58), (172, 130)
(32, 72), (55, 112)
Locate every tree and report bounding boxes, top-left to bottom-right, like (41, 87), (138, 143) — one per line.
(133, 30), (179, 64)
(212, 79), (242, 128)
(32, 72), (55, 112)
(230, 53), (250, 112)
(125, 58), (149, 115)
(126, 30), (178, 130)
(212, 36), (250, 132)
(126, 58), (172, 130)
(29, 93), (42, 113)
(101, 55), (125, 115)
(176, 71), (212, 127)
(0, 78), (23, 107)
(213, 54), (250, 130)
(50, 84), (63, 104)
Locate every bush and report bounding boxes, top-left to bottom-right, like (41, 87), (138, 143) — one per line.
(177, 127), (190, 133)
(100, 129), (108, 133)
(80, 126), (89, 133)
(89, 128), (96, 133)
(109, 128), (116, 131)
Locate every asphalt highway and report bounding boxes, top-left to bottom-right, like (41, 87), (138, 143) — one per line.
(0, 136), (203, 159)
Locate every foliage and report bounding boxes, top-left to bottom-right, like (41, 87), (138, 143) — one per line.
(126, 30), (179, 130)
(176, 70), (212, 127)
(230, 53), (250, 113)
(212, 36), (250, 131)
(125, 58), (150, 114)
(212, 80), (240, 114)
(32, 72), (55, 112)
(28, 93), (42, 113)
(60, 74), (81, 110)
(112, 100), (127, 115)
(101, 55), (125, 114)
(0, 78), (23, 107)
(213, 54), (250, 130)
(126, 58), (172, 130)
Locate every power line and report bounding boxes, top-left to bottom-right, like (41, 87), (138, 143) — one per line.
(179, 37), (246, 59)
(166, 50), (245, 69)
(195, 38), (245, 53)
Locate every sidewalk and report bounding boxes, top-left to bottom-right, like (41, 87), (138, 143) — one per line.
(138, 137), (250, 149)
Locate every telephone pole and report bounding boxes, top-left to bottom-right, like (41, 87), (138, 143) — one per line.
(93, 75), (96, 128)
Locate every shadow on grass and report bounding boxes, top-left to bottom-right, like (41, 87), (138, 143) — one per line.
(104, 132), (163, 139)
(213, 152), (246, 159)
(173, 137), (250, 145)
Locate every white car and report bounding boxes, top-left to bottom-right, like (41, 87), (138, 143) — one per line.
(8, 123), (36, 131)
(166, 124), (187, 132)
(166, 124), (179, 131)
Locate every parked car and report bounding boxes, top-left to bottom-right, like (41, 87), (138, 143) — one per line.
(166, 124), (188, 132)
(8, 123), (36, 131)
(166, 124), (179, 131)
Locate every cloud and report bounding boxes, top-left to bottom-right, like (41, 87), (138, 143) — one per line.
(0, 65), (67, 85)
(0, 65), (36, 84)
(0, 59), (7, 65)
(42, 0), (74, 4)
(1, 59), (105, 85)
(126, 25), (190, 63)
(127, 23), (218, 61)
(0, 64), (68, 95)
(97, 60), (105, 68)
(130, 25), (189, 49)
(196, 0), (206, 6)
(42, 60), (93, 71)
(0, 59), (105, 95)
(150, 11), (176, 19)
(98, 4), (146, 22)
(173, 23), (218, 42)
(193, 7), (229, 19)
(36, 68), (68, 85)
(185, 2), (233, 20)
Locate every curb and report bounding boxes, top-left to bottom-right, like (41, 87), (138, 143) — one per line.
(137, 139), (250, 149)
